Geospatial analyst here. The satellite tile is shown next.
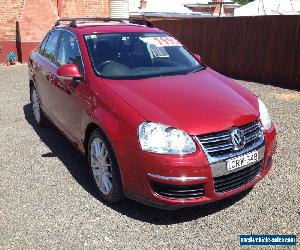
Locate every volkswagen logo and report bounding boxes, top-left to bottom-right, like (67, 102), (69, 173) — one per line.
(230, 128), (245, 150)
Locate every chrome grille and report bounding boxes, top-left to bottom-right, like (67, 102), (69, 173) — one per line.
(197, 121), (263, 158)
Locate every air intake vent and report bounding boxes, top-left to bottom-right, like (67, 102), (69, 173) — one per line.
(213, 160), (263, 193)
(151, 182), (204, 200)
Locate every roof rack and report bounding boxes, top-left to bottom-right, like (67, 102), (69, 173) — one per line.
(54, 17), (155, 28)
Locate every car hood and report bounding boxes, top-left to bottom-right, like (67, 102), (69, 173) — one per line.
(102, 68), (259, 135)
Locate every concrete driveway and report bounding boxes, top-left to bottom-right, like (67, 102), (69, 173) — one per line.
(0, 65), (299, 249)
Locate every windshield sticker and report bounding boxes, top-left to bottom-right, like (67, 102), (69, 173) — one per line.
(149, 44), (170, 58)
(86, 35), (98, 39)
(140, 37), (181, 47)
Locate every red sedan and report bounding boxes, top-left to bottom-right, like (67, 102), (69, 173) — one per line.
(28, 18), (277, 209)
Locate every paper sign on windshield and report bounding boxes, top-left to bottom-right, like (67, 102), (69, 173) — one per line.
(140, 37), (182, 47)
(148, 44), (169, 57)
(140, 36), (182, 58)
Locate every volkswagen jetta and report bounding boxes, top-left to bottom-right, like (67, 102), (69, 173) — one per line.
(28, 18), (277, 209)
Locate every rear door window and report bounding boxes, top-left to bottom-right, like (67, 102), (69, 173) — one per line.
(43, 30), (60, 65)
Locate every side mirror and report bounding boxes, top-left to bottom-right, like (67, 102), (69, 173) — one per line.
(57, 64), (82, 81)
(194, 53), (204, 64)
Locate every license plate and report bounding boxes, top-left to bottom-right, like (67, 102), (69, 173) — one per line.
(227, 150), (258, 171)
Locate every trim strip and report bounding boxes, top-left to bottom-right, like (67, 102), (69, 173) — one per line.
(147, 173), (207, 182)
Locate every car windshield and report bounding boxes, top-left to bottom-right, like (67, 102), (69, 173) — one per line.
(84, 32), (204, 79)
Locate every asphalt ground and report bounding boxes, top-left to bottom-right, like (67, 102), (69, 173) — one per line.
(0, 65), (299, 249)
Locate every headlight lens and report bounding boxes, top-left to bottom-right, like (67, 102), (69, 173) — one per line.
(258, 98), (272, 130)
(138, 122), (196, 155)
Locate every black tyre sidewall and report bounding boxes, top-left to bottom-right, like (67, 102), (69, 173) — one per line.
(30, 86), (45, 126)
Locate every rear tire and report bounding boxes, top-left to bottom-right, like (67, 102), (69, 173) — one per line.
(88, 128), (124, 203)
(30, 86), (47, 126)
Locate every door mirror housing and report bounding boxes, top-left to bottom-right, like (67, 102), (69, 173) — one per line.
(57, 64), (82, 81)
(194, 54), (204, 64)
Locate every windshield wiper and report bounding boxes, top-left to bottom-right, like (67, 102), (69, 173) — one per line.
(182, 66), (204, 75)
(191, 66), (203, 73)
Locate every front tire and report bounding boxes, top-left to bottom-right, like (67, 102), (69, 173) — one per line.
(30, 86), (46, 126)
(88, 128), (124, 203)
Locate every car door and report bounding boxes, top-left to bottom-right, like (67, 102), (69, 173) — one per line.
(49, 30), (88, 145)
(32, 30), (61, 118)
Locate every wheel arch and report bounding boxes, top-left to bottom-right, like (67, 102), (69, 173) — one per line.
(83, 106), (125, 156)
(83, 121), (119, 162)
(84, 122), (100, 155)
(83, 121), (126, 186)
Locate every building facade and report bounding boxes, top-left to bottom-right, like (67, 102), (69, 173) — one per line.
(0, 0), (111, 63)
(185, 0), (240, 16)
(129, 0), (240, 20)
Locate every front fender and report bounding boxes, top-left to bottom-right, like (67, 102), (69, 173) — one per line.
(85, 104), (143, 190)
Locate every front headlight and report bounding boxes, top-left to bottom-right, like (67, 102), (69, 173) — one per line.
(258, 98), (272, 130)
(138, 122), (196, 155)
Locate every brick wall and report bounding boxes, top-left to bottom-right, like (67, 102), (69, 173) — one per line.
(59, 0), (110, 18)
(51, 0), (57, 8)
(0, 0), (24, 41)
(84, 0), (110, 17)
(18, 0), (58, 42)
(0, 0), (110, 63)
(0, 0), (110, 41)
(60, 0), (84, 18)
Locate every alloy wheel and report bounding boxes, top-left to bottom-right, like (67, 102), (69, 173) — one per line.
(90, 137), (113, 195)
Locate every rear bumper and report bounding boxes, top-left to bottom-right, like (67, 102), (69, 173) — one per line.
(119, 124), (277, 210)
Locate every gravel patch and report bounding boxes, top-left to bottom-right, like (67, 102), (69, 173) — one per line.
(0, 65), (299, 249)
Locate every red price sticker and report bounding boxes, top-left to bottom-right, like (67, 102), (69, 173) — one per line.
(140, 37), (182, 47)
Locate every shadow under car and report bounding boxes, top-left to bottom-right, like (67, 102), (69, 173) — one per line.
(23, 103), (252, 225)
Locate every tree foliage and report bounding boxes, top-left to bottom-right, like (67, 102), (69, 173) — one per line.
(235, 0), (254, 5)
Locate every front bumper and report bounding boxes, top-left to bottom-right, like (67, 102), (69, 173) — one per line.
(119, 124), (277, 210)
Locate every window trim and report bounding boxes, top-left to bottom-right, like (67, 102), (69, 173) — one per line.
(56, 29), (86, 79)
(38, 28), (86, 81)
(38, 32), (50, 56)
(40, 29), (61, 66)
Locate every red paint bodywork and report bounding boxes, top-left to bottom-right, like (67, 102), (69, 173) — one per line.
(57, 64), (82, 79)
(28, 23), (277, 209)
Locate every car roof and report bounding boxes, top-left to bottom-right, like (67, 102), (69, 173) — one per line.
(57, 22), (164, 35)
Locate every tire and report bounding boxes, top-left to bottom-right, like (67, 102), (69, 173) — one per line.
(30, 86), (47, 126)
(88, 128), (124, 203)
